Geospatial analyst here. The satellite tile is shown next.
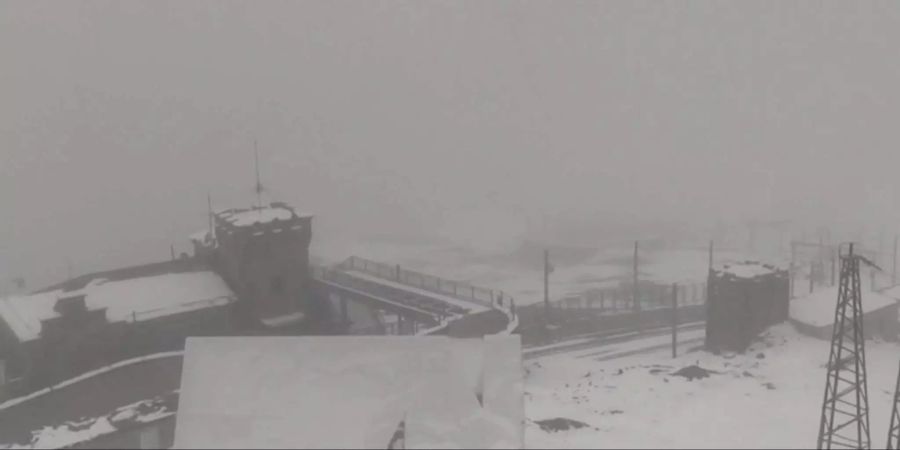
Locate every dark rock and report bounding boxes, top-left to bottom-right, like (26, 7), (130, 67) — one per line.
(535, 417), (591, 433)
(671, 365), (718, 381)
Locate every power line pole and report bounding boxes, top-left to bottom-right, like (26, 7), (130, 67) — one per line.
(633, 241), (641, 332)
(671, 282), (678, 359)
(817, 243), (872, 450)
(886, 360), (900, 449)
(893, 235), (897, 287)
(790, 241), (797, 298)
(254, 139), (263, 210)
(544, 249), (552, 320)
(207, 193), (215, 241)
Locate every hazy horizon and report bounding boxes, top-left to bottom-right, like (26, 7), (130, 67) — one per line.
(5, 1), (900, 290)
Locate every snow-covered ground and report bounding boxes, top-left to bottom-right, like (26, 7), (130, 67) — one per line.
(523, 323), (899, 449)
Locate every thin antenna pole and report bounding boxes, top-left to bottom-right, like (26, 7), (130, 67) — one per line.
(254, 139), (263, 210)
(207, 193), (215, 240)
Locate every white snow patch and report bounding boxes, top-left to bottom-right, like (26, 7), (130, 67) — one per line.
(259, 311), (305, 328)
(26, 417), (117, 450)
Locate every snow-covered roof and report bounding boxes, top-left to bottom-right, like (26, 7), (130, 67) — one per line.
(188, 229), (213, 244)
(714, 260), (785, 280)
(174, 335), (523, 449)
(0, 271), (236, 342)
(216, 205), (312, 228)
(790, 286), (898, 327)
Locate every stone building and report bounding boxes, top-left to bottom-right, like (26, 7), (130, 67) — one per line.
(705, 261), (790, 353)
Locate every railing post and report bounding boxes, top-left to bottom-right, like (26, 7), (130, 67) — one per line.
(671, 283), (678, 358)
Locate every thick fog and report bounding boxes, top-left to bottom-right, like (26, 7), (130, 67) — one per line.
(4, 1), (900, 290)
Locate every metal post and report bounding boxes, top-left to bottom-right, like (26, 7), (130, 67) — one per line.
(893, 235), (897, 287)
(886, 360), (900, 449)
(672, 283), (678, 358)
(790, 241), (796, 298)
(633, 241), (641, 332)
(831, 251), (836, 287)
(810, 263), (815, 294)
(544, 249), (551, 320)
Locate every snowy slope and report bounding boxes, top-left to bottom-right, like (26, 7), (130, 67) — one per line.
(523, 323), (899, 449)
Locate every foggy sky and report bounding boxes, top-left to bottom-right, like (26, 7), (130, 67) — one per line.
(4, 1), (900, 289)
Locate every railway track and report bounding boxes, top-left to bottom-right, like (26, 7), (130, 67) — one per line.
(523, 321), (706, 360)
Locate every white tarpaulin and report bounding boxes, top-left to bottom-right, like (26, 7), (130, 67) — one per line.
(173, 336), (523, 449)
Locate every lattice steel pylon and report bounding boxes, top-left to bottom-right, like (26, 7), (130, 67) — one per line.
(817, 243), (875, 450)
(886, 361), (900, 449)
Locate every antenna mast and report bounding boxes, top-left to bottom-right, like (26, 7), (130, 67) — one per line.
(254, 139), (263, 210)
(207, 192), (215, 242)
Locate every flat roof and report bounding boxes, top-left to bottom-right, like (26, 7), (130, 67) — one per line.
(216, 204), (313, 229)
(714, 261), (786, 280)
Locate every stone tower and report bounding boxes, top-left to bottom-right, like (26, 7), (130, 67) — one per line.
(210, 202), (313, 327)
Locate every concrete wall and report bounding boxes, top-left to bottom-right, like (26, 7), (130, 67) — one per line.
(71, 416), (176, 449)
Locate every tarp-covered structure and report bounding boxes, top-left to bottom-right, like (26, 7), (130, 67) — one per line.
(173, 335), (523, 449)
(790, 286), (898, 341)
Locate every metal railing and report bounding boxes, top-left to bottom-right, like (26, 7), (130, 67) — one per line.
(338, 256), (505, 309)
(554, 281), (707, 314)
